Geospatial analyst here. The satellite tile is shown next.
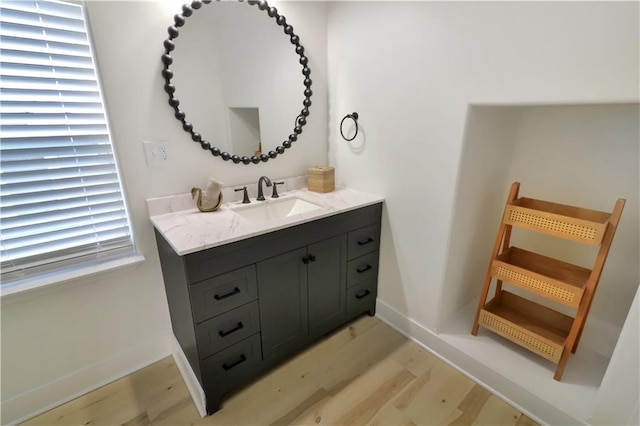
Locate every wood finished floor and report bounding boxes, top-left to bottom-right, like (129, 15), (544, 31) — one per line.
(23, 316), (539, 426)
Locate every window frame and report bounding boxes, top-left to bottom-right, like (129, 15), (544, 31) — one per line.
(0, 0), (143, 297)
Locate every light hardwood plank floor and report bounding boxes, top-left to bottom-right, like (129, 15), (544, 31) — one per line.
(23, 316), (538, 426)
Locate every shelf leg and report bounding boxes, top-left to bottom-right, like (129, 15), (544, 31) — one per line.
(472, 272), (495, 335)
(554, 348), (570, 381)
(494, 280), (504, 302)
(493, 223), (513, 301)
(502, 223), (514, 253)
(556, 289), (593, 381)
(472, 182), (520, 336)
(572, 329), (583, 353)
(572, 304), (590, 354)
(571, 199), (626, 353)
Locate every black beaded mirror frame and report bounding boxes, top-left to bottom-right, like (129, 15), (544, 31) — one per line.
(161, 0), (312, 165)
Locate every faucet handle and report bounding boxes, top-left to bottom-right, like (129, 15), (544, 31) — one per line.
(271, 182), (284, 199)
(234, 186), (250, 204)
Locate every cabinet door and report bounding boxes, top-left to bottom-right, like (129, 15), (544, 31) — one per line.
(308, 235), (347, 339)
(257, 247), (308, 361)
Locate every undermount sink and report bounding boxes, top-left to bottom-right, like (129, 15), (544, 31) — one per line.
(231, 197), (323, 224)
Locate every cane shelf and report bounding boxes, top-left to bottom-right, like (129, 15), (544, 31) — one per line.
(471, 182), (625, 381)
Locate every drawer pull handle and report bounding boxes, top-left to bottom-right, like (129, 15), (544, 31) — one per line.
(356, 264), (372, 273)
(355, 289), (371, 300)
(309, 254), (316, 262)
(222, 354), (247, 371)
(214, 287), (240, 301)
(357, 237), (374, 246)
(302, 256), (310, 264)
(218, 322), (244, 337)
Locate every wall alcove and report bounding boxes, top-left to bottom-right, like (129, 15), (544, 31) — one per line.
(437, 103), (639, 422)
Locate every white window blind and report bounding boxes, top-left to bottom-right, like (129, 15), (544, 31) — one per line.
(0, 0), (135, 284)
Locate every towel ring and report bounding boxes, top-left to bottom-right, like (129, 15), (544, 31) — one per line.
(340, 112), (359, 141)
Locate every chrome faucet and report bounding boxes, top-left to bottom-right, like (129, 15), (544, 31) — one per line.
(256, 176), (272, 201)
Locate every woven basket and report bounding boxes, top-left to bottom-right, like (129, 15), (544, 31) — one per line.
(479, 291), (572, 364)
(503, 197), (609, 246)
(308, 166), (335, 193)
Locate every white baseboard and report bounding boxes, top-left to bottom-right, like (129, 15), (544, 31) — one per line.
(2, 334), (174, 426)
(171, 338), (206, 417)
(375, 299), (582, 426)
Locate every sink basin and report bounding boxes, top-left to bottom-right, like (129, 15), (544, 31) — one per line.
(231, 197), (323, 224)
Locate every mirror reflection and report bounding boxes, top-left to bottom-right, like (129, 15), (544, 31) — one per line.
(170, 1), (303, 159)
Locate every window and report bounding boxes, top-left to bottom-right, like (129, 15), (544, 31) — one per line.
(0, 0), (137, 289)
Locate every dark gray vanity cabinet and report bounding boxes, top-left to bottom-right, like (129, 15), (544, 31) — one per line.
(258, 234), (347, 362)
(307, 235), (348, 339)
(154, 202), (382, 415)
(257, 247), (309, 361)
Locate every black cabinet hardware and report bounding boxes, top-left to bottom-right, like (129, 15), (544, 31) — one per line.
(303, 254), (317, 264)
(222, 354), (247, 371)
(218, 322), (244, 337)
(357, 237), (374, 246)
(214, 287), (240, 301)
(356, 265), (372, 273)
(355, 289), (371, 299)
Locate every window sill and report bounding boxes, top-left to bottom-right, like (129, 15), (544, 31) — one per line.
(0, 254), (146, 299)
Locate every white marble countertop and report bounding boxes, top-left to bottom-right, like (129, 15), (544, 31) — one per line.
(148, 187), (384, 256)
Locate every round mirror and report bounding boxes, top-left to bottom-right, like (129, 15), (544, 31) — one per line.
(161, 0), (312, 164)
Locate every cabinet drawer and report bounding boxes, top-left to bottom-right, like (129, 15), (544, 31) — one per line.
(191, 265), (258, 323)
(196, 301), (261, 359)
(347, 251), (379, 288)
(347, 279), (377, 319)
(348, 224), (380, 260)
(201, 333), (262, 396)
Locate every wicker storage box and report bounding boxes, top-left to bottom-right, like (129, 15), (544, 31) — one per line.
(480, 291), (572, 364)
(491, 247), (589, 308)
(503, 197), (610, 246)
(308, 166), (335, 193)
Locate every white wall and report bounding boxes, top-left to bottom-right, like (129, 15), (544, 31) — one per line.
(590, 287), (640, 425)
(327, 0), (639, 335)
(439, 106), (520, 327)
(504, 105), (639, 330)
(327, 1), (638, 423)
(0, 1), (328, 423)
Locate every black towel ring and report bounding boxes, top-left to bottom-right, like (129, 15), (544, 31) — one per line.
(340, 112), (359, 141)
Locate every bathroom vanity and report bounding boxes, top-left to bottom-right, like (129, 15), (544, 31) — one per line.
(149, 187), (383, 414)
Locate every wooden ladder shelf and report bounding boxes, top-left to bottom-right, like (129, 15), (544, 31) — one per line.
(471, 182), (625, 380)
